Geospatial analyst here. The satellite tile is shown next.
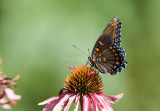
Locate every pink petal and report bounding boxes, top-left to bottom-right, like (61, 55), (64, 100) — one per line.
(12, 75), (20, 81)
(101, 92), (124, 102)
(53, 93), (71, 111)
(69, 66), (77, 70)
(43, 100), (59, 111)
(5, 88), (21, 100)
(90, 93), (104, 110)
(88, 72), (95, 76)
(0, 97), (8, 104)
(83, 94), (89, 111)
(2, 104), (11, 109)
(87, 95), (93, 111)
(64, 94), (76, 111)
(106, 100), (115, 104)
(0, 98), (11, 109)
(39, 92), (70, 111)
(74, 95), (80, 111)
(89, 93), (98, 111)
(38, 91), (69, 106)
(10, 100), (18, 105)
(42, 92), (70, 111)
(95, 94), (113, 111)
(38, 97), (59, 105)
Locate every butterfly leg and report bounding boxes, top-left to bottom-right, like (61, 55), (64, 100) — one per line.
(86, 61), (90, 66)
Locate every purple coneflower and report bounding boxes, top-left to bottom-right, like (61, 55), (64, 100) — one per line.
(0, 57), (21, 109)
(38, 65), (124, 111)
(0, 72), (21, 109)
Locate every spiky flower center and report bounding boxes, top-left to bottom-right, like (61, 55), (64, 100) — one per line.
(64, 65), (104, 94)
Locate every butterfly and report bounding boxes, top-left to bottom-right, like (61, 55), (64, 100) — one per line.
(88, 16), (127, 75)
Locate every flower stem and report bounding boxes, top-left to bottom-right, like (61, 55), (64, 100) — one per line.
(80, 95), (83, 111)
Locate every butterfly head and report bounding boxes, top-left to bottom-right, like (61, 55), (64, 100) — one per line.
(88, 57), (94, 67)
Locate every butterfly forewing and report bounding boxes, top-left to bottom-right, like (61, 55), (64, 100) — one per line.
(90, 16), (127, 75)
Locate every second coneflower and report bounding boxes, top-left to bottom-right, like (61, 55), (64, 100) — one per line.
(38, 65), (124, 111)
(0, 57), (21, 110)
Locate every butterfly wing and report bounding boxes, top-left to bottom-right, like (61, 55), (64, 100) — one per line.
(91, 16), (127, 75)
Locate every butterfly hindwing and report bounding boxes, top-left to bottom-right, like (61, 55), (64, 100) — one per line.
(94, 46), (127, 74)
(90, 16), (127, 75)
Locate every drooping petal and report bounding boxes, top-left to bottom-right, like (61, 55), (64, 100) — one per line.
(95, 94), (113, 111)
(83, 94), (89, 111)
(10, 100), (18, 106)
(90, 93), (105, 110)
(43, 99), (59, 111)
(39, 91), (69, 106)
(53, 93), (71, 111)
(69, 66), (77, 70)
(87, 95), (93, 111)
(2, 104), (11, 110)
(5, 88), (21, 100)
(100, 92), (124, 102)
(38, 97), (59, 105)
(74, 95), (80, 111)
(89, 93), (98, 111)
(106, 99), (115, 104)
(12, 74), (20, 81)
(0, 98), (11, 109)
(64, 94), (76, 111)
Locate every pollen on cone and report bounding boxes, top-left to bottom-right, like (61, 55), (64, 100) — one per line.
(64, 65), (104, 94)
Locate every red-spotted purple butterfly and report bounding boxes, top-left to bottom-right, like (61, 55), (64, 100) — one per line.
(88, 16), (127, 75)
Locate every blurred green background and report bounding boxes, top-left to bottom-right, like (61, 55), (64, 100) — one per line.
(0, 0), (160, 111)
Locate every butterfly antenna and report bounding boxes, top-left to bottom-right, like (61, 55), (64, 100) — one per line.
(73, 45), (88, 56)
(88, 48), (90, 57)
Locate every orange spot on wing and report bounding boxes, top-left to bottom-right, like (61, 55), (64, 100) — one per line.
(115, 53), (118, 56)
(112, 19), (117, 42)
(114, 65), (117, 69)
(95, 48), (99, 52)
(109, 46), (113, 50)
(112, 49), (116, 52)
(116, 62), (120, 65)
(116, 57), (119, 60)
(103, 58), (107, 61)
(93, 54), (98, 61)
(98, 41), (104, 46)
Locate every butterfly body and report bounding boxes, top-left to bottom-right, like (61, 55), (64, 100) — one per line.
(89, 17), (127, 75)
